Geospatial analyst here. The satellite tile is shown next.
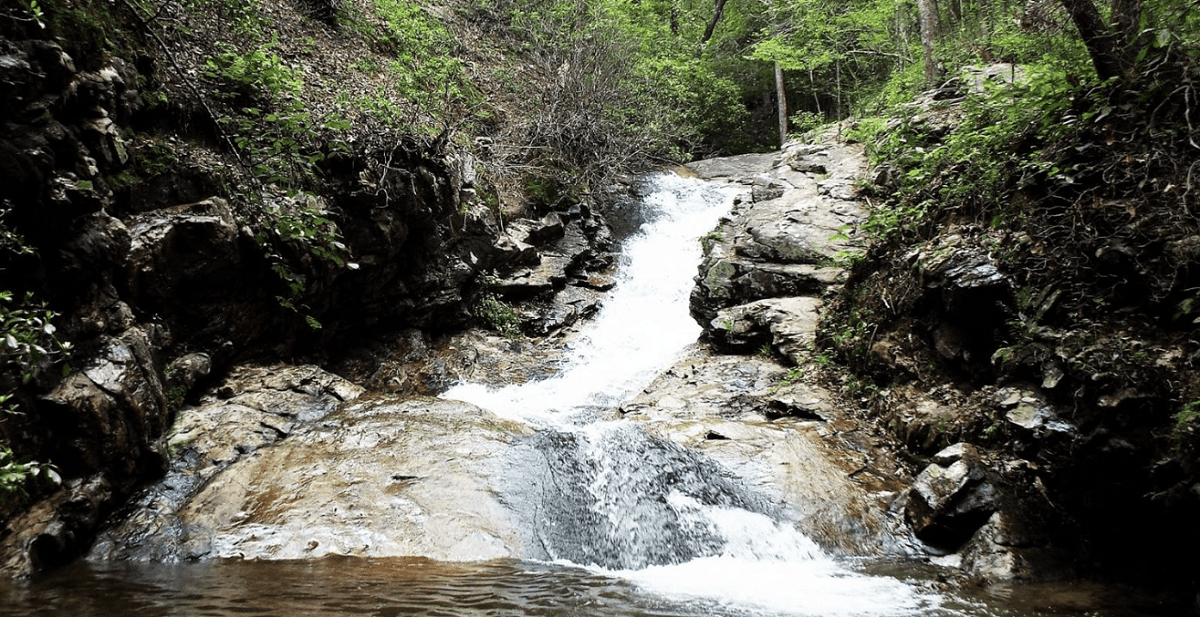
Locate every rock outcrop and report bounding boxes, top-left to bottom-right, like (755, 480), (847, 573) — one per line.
(620, 352), (916, 557)
(90, 366), (533, 563)
(607, 141), (920, 558)
(0, 27), (616, 575)
(689, 141), (866, 364)
(680, 133), (1072, 584)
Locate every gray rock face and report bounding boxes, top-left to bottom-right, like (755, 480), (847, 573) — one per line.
(904, 443), (997, 550)
(125, 197), (244, 319)
(683, 136), (1078, 586)
(88, 353), (923, 566)
(688, 139), (867, 362)
(709, 296), (822, 361)
(0, 32), (621, 576)
(482, 203), (616, 335)
(40, 326), (170, 479)
(621, 349), (916, 557)
(90, 365), (536, 562)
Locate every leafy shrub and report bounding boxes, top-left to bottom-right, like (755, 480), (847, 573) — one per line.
(0, 290), (71, 385)
(475, 292), (519, 337)
(789, 110), (826, 136)
(0, 446), (59, 502)
(370, 0), (475, 116)
(204, 41), (302, 106)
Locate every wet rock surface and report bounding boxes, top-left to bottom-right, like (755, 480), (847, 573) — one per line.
(91, 366), (532, 562)
(498, 423), (777, 569)
(681, 135), (1070, 584)
(0, 25), (618, 574)
(620, 349), (915, 557)
(904, 443), (997, 549)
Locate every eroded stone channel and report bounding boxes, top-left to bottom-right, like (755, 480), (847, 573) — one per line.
(47, 146), (1165, 617)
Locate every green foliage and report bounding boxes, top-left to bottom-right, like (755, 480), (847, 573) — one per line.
(11, 0), (46, 29)
(769, 367), (805, 394)
(700, 229), (723, 256)
(204, 41), (302, 106)
(1176, 401), (1200, 429)
(221, 101), (350, 187)
(0, 446), (60, 502)
(842, 117), (886, 144)
(0, 207), (33, 260)
(6, 0), (129, 56)
(750, 0), (910, 119)
(475, 292), (519, 337)
(633, 53), (749, 154)
(247, 192), (355, 328)
(198, 28), (359, 330)
(789, 110), (826, 136)
(1174, 400), (1200, 449)
(0, 291), (71, 385)
(859, 69), (1081, 241)
(369, 0), (476, 119)
(260, 194), (352, 269)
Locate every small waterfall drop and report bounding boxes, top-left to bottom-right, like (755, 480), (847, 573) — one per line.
(442, 174), (941, 616)
(442, 174), (738, 425)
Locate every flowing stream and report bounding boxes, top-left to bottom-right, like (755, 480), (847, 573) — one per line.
(443, 174), (737, 424)
(0, 175), (1168, 617)
(442, 174), (944, 616)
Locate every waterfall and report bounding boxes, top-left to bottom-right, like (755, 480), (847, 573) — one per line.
(442, 174), (940, 616)
(442, 173), (738, 426)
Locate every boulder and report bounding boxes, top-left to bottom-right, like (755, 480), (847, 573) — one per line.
(620, 348), (913, 556)
(994, 387), (1076, 437)
(905, 443), (998, 549)
(688, 140), (866, 342)
(91, 391), (531, 563)
(709, 296), (821, 363)
(40, 325), (169, 478)
(0, 475), (113, 575)
(751, 178), (786, 202)
(125, 197), (243, 312)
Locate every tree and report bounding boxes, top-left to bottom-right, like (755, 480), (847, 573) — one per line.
(1057, 0), (1139, 80)
(775, 60), (788, 146)
(701, 0), (729, 47)
(917, 0), (939, 85)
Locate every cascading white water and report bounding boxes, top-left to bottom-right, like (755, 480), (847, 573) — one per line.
(442, 174), (739, 426)
(442, 173), (944, 616)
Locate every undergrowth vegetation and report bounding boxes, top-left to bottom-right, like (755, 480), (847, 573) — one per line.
(816, 0), (1200, 585)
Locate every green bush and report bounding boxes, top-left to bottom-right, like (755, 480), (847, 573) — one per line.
(204, 41), (302, 106)
(475, 292), (519, 337)
(0, 290), (71, 385)
(370, 0), (475, 116)
(0, 446), (60, 502)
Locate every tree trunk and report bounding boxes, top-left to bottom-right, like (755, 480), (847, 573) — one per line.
(775, 61), (788, 148)
(701, 0), (728, 46)
(1058, 0), (1134, 80)
(917, 0), (940, 86)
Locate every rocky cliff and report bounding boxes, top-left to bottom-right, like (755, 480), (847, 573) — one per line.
(0, 2), (617, 575)
(684, 103), (1200, 595)
(684, 126), (1184, 593)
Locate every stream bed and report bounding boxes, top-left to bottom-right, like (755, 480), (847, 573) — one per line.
(2, 175), (1180, 616)
(0, 556), (1173, 617)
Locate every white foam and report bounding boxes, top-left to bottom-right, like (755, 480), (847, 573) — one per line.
(612, 555), (938, 617)
(441, 173), (946, 616)
(442, 174), (739, 426)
